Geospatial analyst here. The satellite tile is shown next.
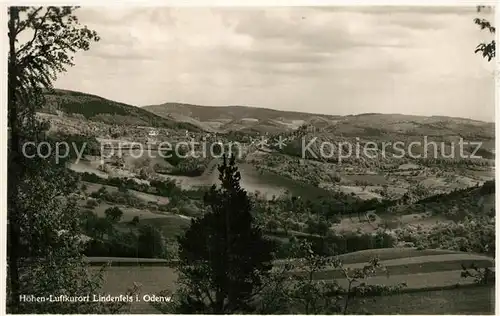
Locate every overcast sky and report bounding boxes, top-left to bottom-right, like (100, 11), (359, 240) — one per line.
(54, 6), (495, 121)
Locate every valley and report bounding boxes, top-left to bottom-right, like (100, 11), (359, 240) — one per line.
(35, 88), (496, 313)
(7, 6), (496, 315)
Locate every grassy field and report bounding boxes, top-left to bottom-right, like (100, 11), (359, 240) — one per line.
(331, 212), (452, 234)
(337, 248), (460, 264)
(89, 269), (494, 314)
(91, 202), (170, 222)
(69, 161), (109, 178)
(84, 198), (190, 239)
(342, 174), (389, 185)
(138, 216), (191, 239)
(337, 185), (384, 200)
(273, 247), (461, 267)
(293, 258), (493, 282)
(285, 250), (494, 289)
(349, 285), (494, 314)
(89, 265), (178, 314)
(83, 181), (170, 205)
(88, 247), (495, 313)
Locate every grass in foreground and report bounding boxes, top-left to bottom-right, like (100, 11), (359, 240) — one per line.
(290, 258), (493, 280)
(274, 247), (470, 267)
(336, 247), (461, 264)
(350, 285), (494, 315)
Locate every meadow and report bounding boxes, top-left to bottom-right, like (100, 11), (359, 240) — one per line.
(88, 247), (494, 314)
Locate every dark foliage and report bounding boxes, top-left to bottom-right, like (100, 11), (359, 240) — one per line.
(174, 155), (274, 313)
(474, 14), (495, 61)
(137, 224), (167, 259)
(80, 172), (206, 201)
(44, 89), (202, 131)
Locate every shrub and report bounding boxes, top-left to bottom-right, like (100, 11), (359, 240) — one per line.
(104, 207), (123, 222)
(85, 199), (98, 209)
(130, 216), (140, 226)
(137, 224), (167, 259)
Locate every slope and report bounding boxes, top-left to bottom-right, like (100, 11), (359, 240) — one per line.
(143, 102), (342, 122)
(89, 248), (494, 313)
(42, 89), (201, 131)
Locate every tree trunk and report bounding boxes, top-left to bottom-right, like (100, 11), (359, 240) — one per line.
(7, 6), (21, 311)
(343, 281), (353, 315)
(214, 290), (225, 314)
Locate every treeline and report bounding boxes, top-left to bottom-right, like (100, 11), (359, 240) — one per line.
(271, 230), (396, 259)
(162, 152), (207, 177)
(81, 172), (150, 191)
(418, 157), (494, 167)
(87, 186), (152, 210)
(80, 172), (205, 200)
(415, 180), (494, 205)
(80, 209), (168, 259)
(266, 193), (398, 219)
(46, 90), (201, 131)
(256, 192), (400, 259)
(395, 217), (495, 256)
(47, 132), (101, 157)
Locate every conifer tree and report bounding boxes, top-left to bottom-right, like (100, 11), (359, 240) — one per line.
(175, 155), (274, 313)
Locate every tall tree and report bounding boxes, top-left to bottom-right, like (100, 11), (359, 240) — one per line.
(104, 206), (124, 223)
(173, 155), (274, 313)
(7, 6), (99, 312)
(137, 224), (167, 259)
(9, 150), (105, 313)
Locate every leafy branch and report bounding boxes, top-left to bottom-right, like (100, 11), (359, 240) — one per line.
(474, 6), (495, 61)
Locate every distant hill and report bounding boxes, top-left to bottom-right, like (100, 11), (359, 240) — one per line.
(329, 114), (494, 138)
(41, 90), (201, 132)
(42, 90), (494, 139)
(143, 102), (341, 122)
(143, 102), (343, 133)
(397, 180), (495, 217)
(219, 118), (293, 134)
(143, 102), (494, 138)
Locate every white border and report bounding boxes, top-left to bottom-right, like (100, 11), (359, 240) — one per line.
(0, 4), (6, 316)
(0, 0), (499, 6)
